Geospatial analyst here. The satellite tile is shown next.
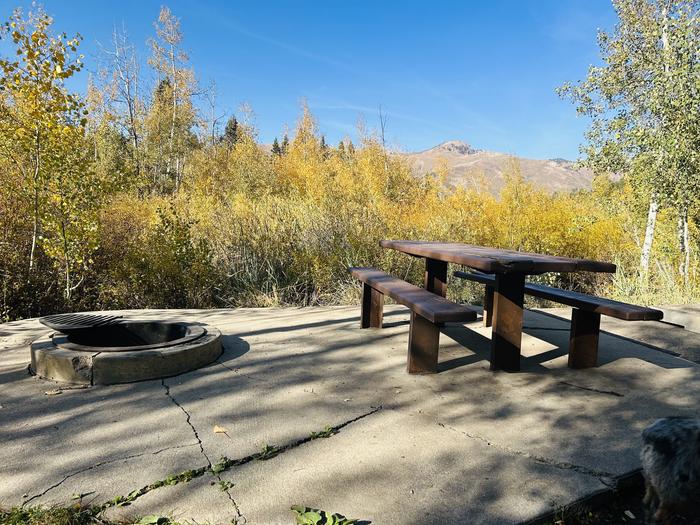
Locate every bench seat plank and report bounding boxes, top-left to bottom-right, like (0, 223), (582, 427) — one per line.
(453, 270), (662, 321)
(350, 267), (477, 324)
(524, 283), (662, 321)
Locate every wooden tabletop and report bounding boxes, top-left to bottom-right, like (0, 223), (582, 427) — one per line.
(380, 240), (616, 274)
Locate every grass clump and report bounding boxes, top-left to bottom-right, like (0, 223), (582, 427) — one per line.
(0, 505), (98, 525)
(0, 505), (182, 525)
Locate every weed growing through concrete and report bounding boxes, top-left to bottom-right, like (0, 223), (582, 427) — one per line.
(0, 505), (180, 525)
(257, 444), (281, 460)
(291, 505), (358, 524)
(309, 425), (337, 439)
(97, 408), (382, 516)
(218, 480), (234, 491)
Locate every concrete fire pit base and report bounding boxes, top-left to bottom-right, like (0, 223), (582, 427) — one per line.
(30, 323), (222, 385)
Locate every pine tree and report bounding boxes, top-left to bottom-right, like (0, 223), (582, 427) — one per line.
(338, 140), (346, 157)
(347, 140), (355, 156)
(281, 134), (289, 155)
(223, 115), (238, 147)
(271, 137), (281, 156)
(320, 135), (329, 158)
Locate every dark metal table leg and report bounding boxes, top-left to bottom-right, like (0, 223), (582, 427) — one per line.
(490, 273), (525, 371)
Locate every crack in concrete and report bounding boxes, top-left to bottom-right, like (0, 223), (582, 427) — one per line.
(161, 379), (213, 468)
(21, 443), (200, 506)
(162, 378), (245, 523)
(558, 381), (624, 398)
(99, 405), (383, 519)
(438, 422), (615, 484)
(217, 479), (245, 525)
(216, 358), (271, 384)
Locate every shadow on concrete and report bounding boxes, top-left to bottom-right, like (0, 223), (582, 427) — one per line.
(1, 305), (699, 524)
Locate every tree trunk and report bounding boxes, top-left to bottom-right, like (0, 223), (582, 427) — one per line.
(167, 44), (178, 188)
(28, 128), (41, 273)
(678, 205), (690, 286)
(640, 194), (659, 277)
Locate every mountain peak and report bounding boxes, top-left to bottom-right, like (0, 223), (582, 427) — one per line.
(405, 140), (594, 195)
(434, 140), (479, 156)
(548, 157), (573, 165)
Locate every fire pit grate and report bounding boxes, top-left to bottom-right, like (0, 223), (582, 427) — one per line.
(39, 313), (124, 333)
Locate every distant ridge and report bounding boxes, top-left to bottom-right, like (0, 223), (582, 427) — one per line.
(403, 140), (593, 194)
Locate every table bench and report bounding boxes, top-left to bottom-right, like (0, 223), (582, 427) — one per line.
(453, 270), (663, 368)
(380, 240), (618, 371)
(349, 267), (477, 373)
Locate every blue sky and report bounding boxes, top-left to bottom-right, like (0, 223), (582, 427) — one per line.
(0, 1), (618, 159)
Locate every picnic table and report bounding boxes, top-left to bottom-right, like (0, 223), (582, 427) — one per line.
(379, 240), (617, 371)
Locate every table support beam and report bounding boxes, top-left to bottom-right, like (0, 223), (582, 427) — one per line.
(490, 273), (525, 371)
(424, 258), (448, 298)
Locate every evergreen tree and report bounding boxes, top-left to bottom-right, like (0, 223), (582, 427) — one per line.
(347, 140), (356, 156)
(281, 134), (289, 154)
(338, 140), (346, 157)
(223, 115), (238, 147)
(320, 135), (329, 158)
(271, 137), (281, 156)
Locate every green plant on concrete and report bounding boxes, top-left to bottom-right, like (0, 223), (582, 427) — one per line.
(0, 505), (99, 525)
(149, 468), (200, 490)
(309, 425), (338, 439)
(217, 480), (234, 491)
(100, 467), (208, 512)
(138, 516), (173, 525)
(257, 444), (281, 461)
(109, 495), (126, 507)
(211, 456), (229, 474)
(291, 505), (357, 525)
(0, 505), (181, 525)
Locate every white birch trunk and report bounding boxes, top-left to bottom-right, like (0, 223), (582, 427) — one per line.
(28, 128), (41, 272)
(640, 195), (659, 275)
(678, 206), (690, 285)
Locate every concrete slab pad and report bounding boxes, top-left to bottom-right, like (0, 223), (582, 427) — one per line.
(229, 407), (609, 525)
(103, 473), (241, 525)
(659, 304), (700, 334)
(1, 305), (699, 524)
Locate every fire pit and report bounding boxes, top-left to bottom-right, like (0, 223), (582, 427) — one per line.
(30, 315), (222, 385)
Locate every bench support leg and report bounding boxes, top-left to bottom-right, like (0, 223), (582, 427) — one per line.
(490, 273), (525, 372)
(483, 285), (494, 327)
(360, 284), (384, 328)
(568, 309), (600, 368)
(407, 312), (439, 374)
